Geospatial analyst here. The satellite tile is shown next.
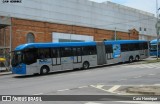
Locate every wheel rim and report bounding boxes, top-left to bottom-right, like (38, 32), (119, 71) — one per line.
(136, 56), (139, 61)
(83, 62), (89, 69)
(41, 67), (48, 74)
(43, 68), (47, 74)
(129, 58), (133, 62)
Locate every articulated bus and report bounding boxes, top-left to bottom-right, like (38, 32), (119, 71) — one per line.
(150, 39), (160, 57)
(12, 40), (149, 75)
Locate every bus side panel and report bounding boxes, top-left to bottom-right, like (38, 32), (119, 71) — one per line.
(141, 50), (149, 59)
(51, 58), (61, 71)
(61, 57), (73, 70)
(106, 57), (122, 64)
(73, 63), (82, 69)
(26, 63), (39, 75)
(36, 59), (53, 74)
(12, 63), (26, 75)
(89, 55), (97, 67)
(121, 51), (140, 62)
(82, 55), (97, 67)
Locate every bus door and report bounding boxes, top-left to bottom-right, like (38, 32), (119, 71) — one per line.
(61, 47), (73, 70)
(96, 42), (106, 65)
(139, 42), (149, 58)
(73, 47), (82, 63)
(51, 48), (61, 71)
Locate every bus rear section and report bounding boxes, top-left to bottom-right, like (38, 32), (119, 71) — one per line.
(96, 41), (149, 65)
(150, 39), (160, 57)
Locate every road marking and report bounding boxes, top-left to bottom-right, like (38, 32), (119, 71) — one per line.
(78, 86), (88, 88)
(90, 85), (108, 92)
(154, 84), (160, 86)
(33, 93), (43, 95)
(108, 85), (121, 92)
(90, 85), (121, 94)
(148, 74), (155, 76)
(85, 102), (102, 104)
(57, 89), (69, 92)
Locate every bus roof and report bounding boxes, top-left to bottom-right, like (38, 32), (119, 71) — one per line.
(14, 42), (96, 51)
(14, 40), (148, 51)
(104, 40), (148, 45)
(150, 39), (159, 44)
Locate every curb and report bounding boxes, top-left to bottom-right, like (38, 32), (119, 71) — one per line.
(123, 86), (160, 95)
(0, 71), (12, 76)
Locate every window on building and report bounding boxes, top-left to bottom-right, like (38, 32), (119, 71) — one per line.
(139, 27), (142, 31)
(144, 28), (147, 31)
(27, 33), (35, 43)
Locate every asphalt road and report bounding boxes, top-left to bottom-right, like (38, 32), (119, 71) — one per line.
(0, 62), (160, 104)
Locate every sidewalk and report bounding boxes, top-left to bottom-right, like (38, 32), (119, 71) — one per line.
(0, 67), (12, 76)
(122, 86), (160, 95)
(0, 71), (12, 76)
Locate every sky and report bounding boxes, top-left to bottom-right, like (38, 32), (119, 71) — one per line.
(89, 0), (160, 15)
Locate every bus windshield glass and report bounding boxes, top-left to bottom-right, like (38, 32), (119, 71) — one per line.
(23, 48), (37, 65)
(150, 44), (160, 51)
(12, 51), (23, 67)
(150, 44), (157, 51)
(12, 48), (37, 67)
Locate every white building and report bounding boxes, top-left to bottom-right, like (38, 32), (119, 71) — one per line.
(0, 0), (157, 40)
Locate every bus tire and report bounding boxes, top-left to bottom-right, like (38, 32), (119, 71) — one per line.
(82, 61), (90, 69)
(40, 66), (49, 75)
(129, 56), (133, 63)
(135, 55), (140, 61)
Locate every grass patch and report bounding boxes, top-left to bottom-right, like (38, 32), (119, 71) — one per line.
(144, 59), (160, 63)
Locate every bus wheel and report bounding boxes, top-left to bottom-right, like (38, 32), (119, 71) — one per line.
(135, 55), (139, 61)
(83, 61), (90, 69)
(40, 66), (49, 75)
(129, 56), (133, 63)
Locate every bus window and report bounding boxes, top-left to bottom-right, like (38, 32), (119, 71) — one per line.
(139, 43), (148, 50)
(12, 51), (23, 67)
(143, 42), (148, 49)
(106, 45), (113, 59)
(23, 48), (37, 65)
(51, 48), (60, 58)
(106, 45), (113, 53)
(72, 47), (82, 56)
(82, 46), (97, 55)
(128, 44), (136, 51)
(38, 48), (51, 59)
(121, 44), (129, 52)
(61, 47), (72, 57)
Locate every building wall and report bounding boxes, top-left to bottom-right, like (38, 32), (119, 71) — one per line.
(0, 0), (156, 38)
(0, 27), (10, 48)
(10, 18), (138, 50)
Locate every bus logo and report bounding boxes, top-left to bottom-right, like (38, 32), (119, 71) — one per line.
(2, 96), (11, 101)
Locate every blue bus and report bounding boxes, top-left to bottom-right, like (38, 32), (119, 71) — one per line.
(12, 40), (149, 75)
(150, 39), (160, 57)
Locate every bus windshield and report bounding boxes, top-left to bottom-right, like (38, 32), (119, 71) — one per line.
(12, 51), (23, 67)
(23, 48), (37, 65)
(150, 44), (160, 51)
(150, 44), (157, 51)
(12, 48), (37, 67)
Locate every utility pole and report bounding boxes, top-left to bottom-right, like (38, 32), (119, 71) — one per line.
(156, 0), (160, 60)
(114, 27), (117, 41)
